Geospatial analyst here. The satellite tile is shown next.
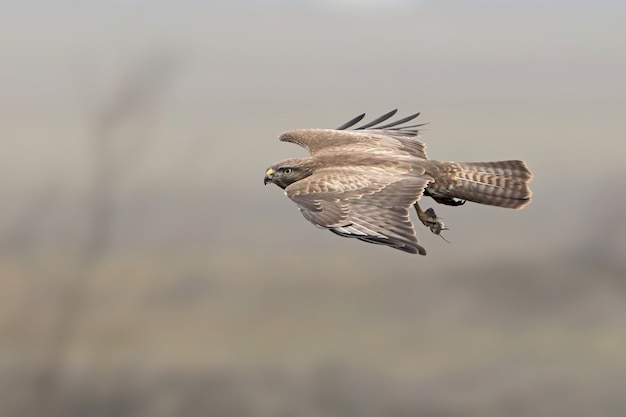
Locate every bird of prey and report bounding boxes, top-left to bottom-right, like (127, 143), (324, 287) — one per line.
(264, 110), (532, 255)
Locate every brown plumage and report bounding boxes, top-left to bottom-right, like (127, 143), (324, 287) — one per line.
(264, 110), (532, 255)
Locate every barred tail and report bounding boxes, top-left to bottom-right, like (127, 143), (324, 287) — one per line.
(452, 160), (533, 209)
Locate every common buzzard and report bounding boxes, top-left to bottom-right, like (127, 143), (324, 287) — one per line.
(264, 110), (532, 255)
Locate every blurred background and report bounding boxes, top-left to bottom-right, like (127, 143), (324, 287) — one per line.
(1, 1), (626, 416)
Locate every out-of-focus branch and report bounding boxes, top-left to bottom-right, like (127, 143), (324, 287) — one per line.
(97, 53), (182, 176)
(33, 50), (182, 416)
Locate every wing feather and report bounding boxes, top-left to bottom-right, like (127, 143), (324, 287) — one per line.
(286, 166), (431, 255)
(374, 112), (421, 129)
(353, 109), (398, 130)
(335, 113), (366, 130)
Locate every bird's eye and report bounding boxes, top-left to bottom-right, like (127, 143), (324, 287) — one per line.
(283, 168), (292, 174)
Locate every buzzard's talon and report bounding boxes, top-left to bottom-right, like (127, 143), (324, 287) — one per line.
(415, 203), (449, 236)
(424, 190), (467, 207)
(422, 207), (452, 243)
(424, 207), (449, 236)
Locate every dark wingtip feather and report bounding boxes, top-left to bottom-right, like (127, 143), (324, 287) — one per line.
(355, 109), (398, 130)
(336, 113), (366, 130)
(336, 110), (425, 137)
(389, 123), (428, 130)
(375, 112), (420, 129)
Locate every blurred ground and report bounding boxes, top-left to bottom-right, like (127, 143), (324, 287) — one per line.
(1, 1), (626, 416)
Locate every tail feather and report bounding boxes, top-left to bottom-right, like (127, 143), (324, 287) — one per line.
(453, 160), (533, 209)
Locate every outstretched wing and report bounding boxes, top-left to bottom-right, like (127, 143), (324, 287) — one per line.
(279, 110), (429, 160)
(285, 166), (432, 255)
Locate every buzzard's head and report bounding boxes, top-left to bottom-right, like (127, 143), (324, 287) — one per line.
(264, 158), (313, 189)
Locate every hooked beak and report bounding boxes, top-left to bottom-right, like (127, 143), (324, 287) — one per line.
(264, 168), (274, 185)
